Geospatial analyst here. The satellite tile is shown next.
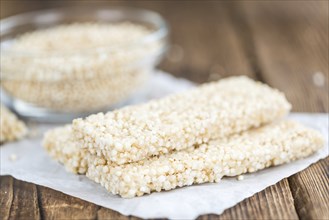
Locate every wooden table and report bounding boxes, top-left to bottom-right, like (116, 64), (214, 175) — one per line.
(1, 1), (328, 219)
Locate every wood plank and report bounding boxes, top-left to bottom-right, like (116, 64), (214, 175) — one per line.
(0, 176), (14, 220)
(97, 208), (131, 220)
(37, 185), (99, 219)
(201, 180), (298, 220)
(241, 1), (328, 112)
(288, 158), (329, 220)
(0, 176), (41, 220)
(157, 1), (255, 82)
(0, 1), (48, 19)
(240, 1), (329, 219)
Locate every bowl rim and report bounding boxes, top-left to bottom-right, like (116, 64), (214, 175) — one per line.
(0, 6), (169, 56)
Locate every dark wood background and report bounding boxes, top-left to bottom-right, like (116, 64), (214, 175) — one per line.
(1, 1), (328, 219)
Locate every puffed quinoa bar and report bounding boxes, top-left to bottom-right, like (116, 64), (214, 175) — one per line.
(0, 105), (27, 143)
(43, 125), (88, 174)
(86, 120), (324, 198)
(73, 76), (291, 165)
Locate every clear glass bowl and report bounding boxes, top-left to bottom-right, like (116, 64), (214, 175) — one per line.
(0, 7), (168, 122)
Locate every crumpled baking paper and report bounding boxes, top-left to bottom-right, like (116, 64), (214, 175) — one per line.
(1, 71), (328, 219)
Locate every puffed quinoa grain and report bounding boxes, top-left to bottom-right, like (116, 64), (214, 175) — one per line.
(73, 76), (291, 165)
(0, 105), (27, 143)
(86, 120), (324, 198)
(1, 22), (162, 112)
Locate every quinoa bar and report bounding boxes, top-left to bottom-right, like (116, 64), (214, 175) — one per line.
(86, 120), (324, 198)
(73, 76), (291, 165)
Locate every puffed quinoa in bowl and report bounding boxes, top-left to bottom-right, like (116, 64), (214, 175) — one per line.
(0, 7), (168, 122)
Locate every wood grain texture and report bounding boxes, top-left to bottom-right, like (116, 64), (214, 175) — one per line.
(238, 2), (329, 219)
(97, 208), (131, 220)
(241, 1), (328, 112)
(0, 1), (328, 219)
(37, 185), (99, 220)
(0, 176), (41, 220)
(211, 180), (298, 220)
(156, 1), (255, 82)
(0, 176), (14, 220)
(288, 157), (329, 220)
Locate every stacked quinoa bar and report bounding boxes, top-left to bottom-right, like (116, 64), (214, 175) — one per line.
(43, 76), (324, 198)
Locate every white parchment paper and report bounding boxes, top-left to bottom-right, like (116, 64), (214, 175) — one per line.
(1, 72), (328, 219)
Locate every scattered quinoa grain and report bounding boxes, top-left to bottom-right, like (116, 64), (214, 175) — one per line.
(9, 154), (17, 161)
(312, 72), (325, 87)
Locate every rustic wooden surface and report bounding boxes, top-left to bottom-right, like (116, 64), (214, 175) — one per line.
(1, 1), (328, 219)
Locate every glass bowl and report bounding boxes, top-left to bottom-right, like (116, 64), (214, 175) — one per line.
(0, 6), (168, 122)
